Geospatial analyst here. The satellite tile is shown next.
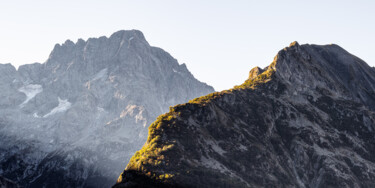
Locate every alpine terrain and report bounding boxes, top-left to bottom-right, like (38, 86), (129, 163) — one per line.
(0, 30), (214, 187)
(115, 42), (375, 188)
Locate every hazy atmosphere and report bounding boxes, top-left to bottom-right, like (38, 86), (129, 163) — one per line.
(2, 1), (375, 188)
(1, 0), (374, 91)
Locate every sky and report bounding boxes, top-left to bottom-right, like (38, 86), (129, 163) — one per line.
(0, 1), (374, 91)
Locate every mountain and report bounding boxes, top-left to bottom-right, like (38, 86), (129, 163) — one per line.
(114, 42), (375, 188)
(0, 30), (214, 188)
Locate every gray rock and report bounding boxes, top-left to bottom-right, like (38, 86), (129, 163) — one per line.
(115, 42), (375, 188)
(0, 30), (214, 188)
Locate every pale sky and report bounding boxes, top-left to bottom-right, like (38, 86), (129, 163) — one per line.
(0, 0), (374, 91)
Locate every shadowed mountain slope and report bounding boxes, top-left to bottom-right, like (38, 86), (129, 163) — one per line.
(114, 42), (375, 188)
(0, 176), (20, 188)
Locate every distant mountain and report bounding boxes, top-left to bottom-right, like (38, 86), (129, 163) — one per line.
(115, 42), (375, 188)
(0, 30), (214, 188)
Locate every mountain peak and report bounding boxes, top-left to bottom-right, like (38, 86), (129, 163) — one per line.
(63, 39), (75, 46)
(0, 29), (214, 187)
(115, 42), (375, 188)
(46, 29), (155, 70)
(248, 66), (264, 80)
(289, 41), (299, 47)
(110, 29), (146, 41)
(272, 42), (375, 109)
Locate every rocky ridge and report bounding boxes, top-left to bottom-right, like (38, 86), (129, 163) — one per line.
(114, 42), (375, 188)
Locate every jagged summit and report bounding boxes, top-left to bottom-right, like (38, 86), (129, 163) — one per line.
(289, 41), (299, 47)
(53, 30), (145, 47)
(248, 66), (264, 80)
(115, 42), (375, 188)
(243, 42), (375, 108)
(0, 30), (214, 187)
(273, 42), (375, 109)
(47, 30), (150, 67)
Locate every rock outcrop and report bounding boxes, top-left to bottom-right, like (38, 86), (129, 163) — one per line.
(0, 176), (20, 188)
(0, 30), (214, 187)
(115, 42), (375, 188)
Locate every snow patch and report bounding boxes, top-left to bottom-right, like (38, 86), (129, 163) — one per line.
(43, 97), (71, 118)
(172, 68), (183, 74)
(33, 113), (41, 118)
(128, 37), (134, 48)
(18, 84), (43, 108)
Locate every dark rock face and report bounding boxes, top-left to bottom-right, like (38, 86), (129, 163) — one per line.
(115, 42), (375, 188)
(0, 30), (214, 188)
(0, 176), (20, 188)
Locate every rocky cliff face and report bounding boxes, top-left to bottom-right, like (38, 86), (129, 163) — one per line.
(114, 42), (375, 188)
(0, 176), (20, 188)
(0, 30), (214, 188)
